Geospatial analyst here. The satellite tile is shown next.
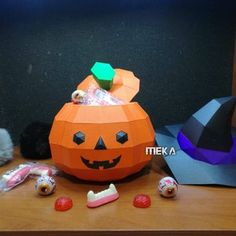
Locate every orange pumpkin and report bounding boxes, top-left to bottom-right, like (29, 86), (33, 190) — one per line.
(49, 66), (155, 181)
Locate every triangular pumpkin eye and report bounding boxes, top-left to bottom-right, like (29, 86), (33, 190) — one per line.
(73, 131), (85, 145)
(116, 131), (128, 144)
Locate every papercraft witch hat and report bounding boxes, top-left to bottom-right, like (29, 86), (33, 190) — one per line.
(178, 96), (236, 165)
(155, 96), (236, 187)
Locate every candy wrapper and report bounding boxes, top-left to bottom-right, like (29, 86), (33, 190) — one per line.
(71, 84), (124, 106)
(0, 162), (58, 192)
(30, 162), (58, 177)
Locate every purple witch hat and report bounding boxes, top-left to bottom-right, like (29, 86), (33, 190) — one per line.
(177, 96), (236, 165)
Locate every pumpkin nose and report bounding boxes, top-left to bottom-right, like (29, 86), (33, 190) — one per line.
(95, 137), (107, 150)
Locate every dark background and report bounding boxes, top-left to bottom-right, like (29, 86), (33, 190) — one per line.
(0, 0), (235, 143)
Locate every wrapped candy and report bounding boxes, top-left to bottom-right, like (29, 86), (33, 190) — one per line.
(71, 84), (124, 106)
(158, 177), (178, 198)
(30, 163), (57, 176)
(0, 164), (31, 192)
(0, 162), (58, 192)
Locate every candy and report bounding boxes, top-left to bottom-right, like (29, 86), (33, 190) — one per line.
(35, 176), (56, 196)
(158, 176), (178, 198)
(133, 194), (151, 208)
(30, 165), (53, 176)
(55, 197), (73, 211)
(0, 164), (32, 192)
(71, 90), (86, 104)
(0, 162), (58, 192)
(71, 85), (124, 106)
(87, 183), (119, 208)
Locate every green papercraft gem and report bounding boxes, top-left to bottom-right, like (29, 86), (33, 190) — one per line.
(91, 62), (115, 90)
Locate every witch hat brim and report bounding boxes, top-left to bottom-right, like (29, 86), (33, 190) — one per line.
(155, 96), (236, 187)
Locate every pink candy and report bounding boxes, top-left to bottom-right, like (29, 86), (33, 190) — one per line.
(71, 85), (124, 106)
(0, 162), (57, 192)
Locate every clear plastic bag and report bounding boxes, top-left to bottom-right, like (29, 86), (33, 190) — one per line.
(0, 162), (58, 192)
(71, 84), (124, 106)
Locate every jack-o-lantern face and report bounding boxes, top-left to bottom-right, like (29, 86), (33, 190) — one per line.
(49, 102), (155, 181)
(74, 131), (127, 169)
(49, 66), (155, 181)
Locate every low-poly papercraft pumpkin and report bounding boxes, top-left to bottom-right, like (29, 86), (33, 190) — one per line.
(49, 63), (155, 181)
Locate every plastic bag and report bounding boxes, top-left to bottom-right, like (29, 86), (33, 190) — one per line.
(71, 84), (124, 106)
(0, 162), (58, 192)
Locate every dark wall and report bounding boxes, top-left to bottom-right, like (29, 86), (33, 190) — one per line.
(0, 0), (235, 143)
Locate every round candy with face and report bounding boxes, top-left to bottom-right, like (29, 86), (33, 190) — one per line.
(35, 175), (56, 196)
(158, 177), (178, 198)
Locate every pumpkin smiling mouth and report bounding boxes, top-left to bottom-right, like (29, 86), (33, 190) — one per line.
(81, 155), (121, 169)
